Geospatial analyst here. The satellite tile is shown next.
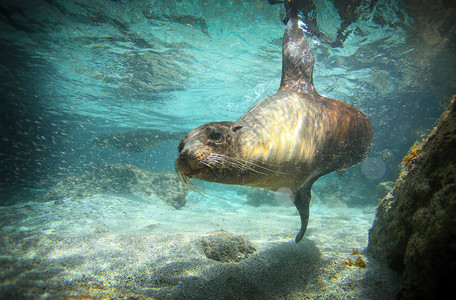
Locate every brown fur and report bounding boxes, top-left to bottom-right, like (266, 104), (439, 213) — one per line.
(176, 3), (372, 242)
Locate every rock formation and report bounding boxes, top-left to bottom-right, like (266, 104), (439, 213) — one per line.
(200, 230), (256, 263)
(368, 96), (456, 299)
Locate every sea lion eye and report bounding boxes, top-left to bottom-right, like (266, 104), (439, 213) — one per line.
(209, 130), (223, 143)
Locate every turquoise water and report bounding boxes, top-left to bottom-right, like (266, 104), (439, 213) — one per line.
(3, 0), (454, 190)
(1, 0), (455, 298)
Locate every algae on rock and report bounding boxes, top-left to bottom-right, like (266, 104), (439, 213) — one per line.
(368, 96), (456, 299)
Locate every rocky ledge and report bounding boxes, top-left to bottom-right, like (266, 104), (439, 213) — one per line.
(368, 96), (456, 299)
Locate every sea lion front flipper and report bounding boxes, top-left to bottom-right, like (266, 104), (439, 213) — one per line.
(280, 1), (316, 94)
(294, 183), (312, 243)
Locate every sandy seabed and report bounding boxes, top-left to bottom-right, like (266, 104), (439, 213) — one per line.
(0, 190), (400, 299)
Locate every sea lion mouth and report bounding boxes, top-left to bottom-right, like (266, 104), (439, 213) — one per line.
(175, 154), (208, 179)
(183, 167), (205, 178)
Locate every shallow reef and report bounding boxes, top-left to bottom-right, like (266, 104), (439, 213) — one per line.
(368, 95), (456, 299)
(41, 163), (189, 208)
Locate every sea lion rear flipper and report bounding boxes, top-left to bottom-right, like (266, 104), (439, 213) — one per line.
(280, 1), (316, 94)
(294, 183), (312, 243)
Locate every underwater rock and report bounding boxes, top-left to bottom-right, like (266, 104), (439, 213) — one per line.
(200, 230), (256, 263)
(375, 181), (394, 199)
(41, 164), (189, 209)
(368, 96), (456, 299)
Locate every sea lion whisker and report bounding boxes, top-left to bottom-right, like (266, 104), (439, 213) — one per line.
(175, 165), (204, 195)
(213, 154), (250, 167)
(217, 155), (268, 174)
(233, 156), (285, 173)
(201, 153), (236, 168)
(175, 163), (231, 201)
(249, 161), (287, 175)
(201, 156), (226, 170)
(218, 154), (264, 167)
(220, 154), (286, 175)
(199, 159), (213, 168)
(212, 154), (258, 170)
(220, 157), (270, 176)
(178, 169), (232, 202)
(178, 172), (208, 198)
(241, 158), (287, 175)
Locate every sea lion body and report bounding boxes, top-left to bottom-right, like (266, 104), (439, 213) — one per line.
(176, 2), (372, 242)
(237, 89), (371, 190)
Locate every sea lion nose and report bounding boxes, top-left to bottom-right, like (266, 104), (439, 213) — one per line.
(179, 152), (186, 161)
(178, 141), (191, 160)
(178, 148), (191, 161)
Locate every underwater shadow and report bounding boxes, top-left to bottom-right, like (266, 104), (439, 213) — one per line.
(147, 239), (322, 299)
(357, 252), (401, 299)
(0, 230), (321, 299)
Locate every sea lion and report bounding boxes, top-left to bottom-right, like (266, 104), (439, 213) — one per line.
(92, 129), (185, 152)
(176, 1), (372, 243)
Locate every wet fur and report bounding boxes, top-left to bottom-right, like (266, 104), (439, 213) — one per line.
(176, 2), (372, 242)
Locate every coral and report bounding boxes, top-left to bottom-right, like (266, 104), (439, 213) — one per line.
(355, 256), (366, 268)
(402, 145), (422, 166)
(343, 248), (366, 268)
(342, 256), (366, 268)
(342, 257), (354, 267)
(411, 145), (421, 156)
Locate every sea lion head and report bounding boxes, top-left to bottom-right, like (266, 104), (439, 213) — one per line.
(176, 121), (244, 183)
